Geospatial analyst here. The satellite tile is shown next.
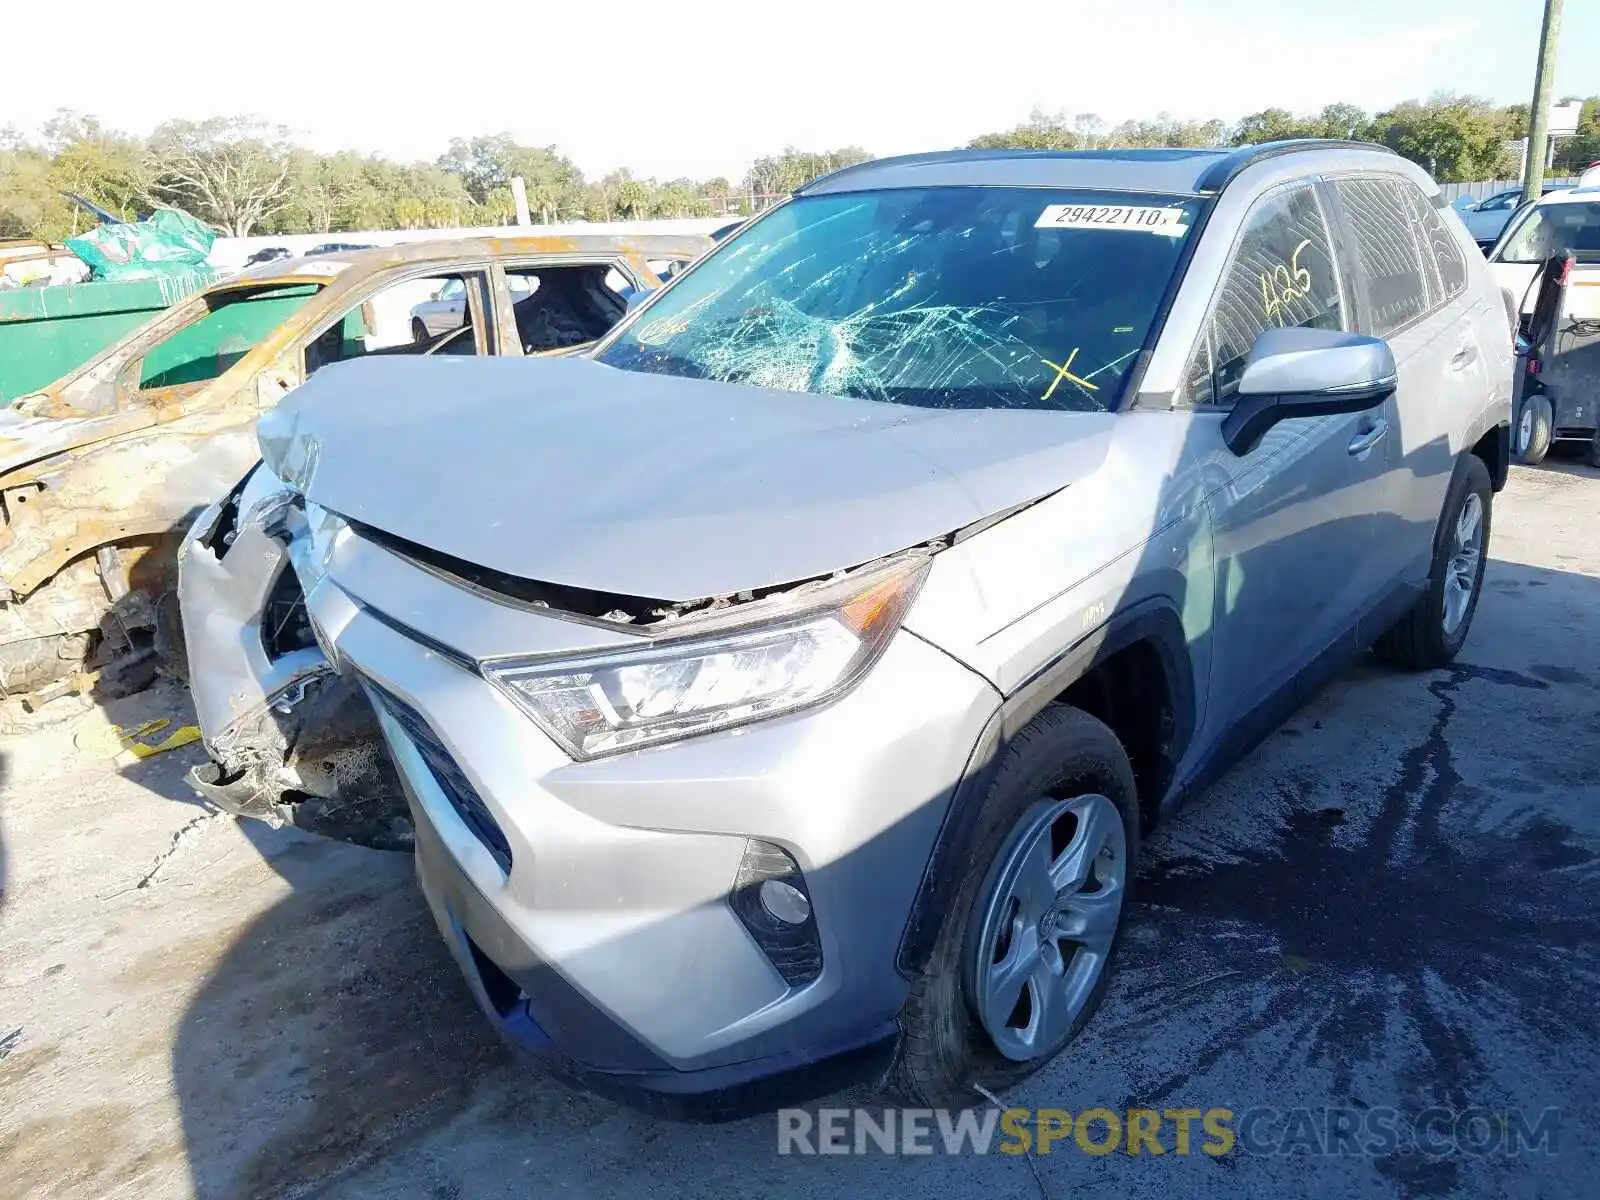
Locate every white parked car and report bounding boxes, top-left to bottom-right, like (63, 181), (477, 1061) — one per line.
(1486, 166), (1600, 464)
(409, 277), (472, 341)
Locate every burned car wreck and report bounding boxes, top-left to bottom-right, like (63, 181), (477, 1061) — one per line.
(0, 234), (706, 713)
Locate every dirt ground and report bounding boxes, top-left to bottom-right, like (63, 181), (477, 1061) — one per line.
(1, 460), (1596, 1200)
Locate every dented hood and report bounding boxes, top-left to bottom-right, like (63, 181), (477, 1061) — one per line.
(259, 355), (1115, 601)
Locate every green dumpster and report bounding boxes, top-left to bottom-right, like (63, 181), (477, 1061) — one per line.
(0, 269), (219, 403)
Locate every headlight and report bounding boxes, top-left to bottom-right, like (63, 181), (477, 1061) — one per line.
(482, 559), (928, 759)
(234, 466), (297, 538)
(291, 501), (347, 594)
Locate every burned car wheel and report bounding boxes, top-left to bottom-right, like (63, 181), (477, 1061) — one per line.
(0, 547), (176, 712)
(888, 705), (1139, 1108)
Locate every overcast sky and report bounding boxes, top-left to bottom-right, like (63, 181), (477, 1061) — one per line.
(4, 0), (1595, 180)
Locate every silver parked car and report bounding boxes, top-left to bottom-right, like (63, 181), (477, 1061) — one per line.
(1456, 183), (1564, 249)
(178, 141), (1511, 1116)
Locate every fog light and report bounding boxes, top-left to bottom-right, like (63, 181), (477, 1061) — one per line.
(759, 878), (811, 925)
(729, 839), (822, 987)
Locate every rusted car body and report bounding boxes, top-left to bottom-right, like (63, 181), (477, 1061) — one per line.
(0, 233), (709, 706)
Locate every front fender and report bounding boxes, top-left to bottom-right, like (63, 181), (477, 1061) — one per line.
(0, 423), (259, 599)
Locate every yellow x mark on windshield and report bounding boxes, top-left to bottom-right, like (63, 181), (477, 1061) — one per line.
(1040, 347), (1098, 401)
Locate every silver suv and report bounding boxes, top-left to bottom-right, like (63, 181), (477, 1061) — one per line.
(178, 141), (1511, 1117)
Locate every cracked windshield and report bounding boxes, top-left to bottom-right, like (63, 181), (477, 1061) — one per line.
(598, 187), (1199, 411)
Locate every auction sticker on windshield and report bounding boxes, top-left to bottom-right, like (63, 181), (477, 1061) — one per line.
(1036, 204), (1189, 236)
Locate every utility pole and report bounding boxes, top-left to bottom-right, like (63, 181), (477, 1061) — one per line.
(1523, 0), (1564, 204)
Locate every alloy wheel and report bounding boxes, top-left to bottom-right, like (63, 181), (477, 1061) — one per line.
(967, 794), (1127, 1062)
(1443, 492), (1484, 635)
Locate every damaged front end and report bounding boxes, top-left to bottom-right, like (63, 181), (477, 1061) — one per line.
(179, 470), (409, 849)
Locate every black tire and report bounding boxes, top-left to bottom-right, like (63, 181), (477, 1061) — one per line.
(1375, 455), (1492, 669)
(887, 704), (1139, 1108)
(411, 318), (430, 345)
(1519, 395), (1553, 465)
(1585, 425), (1600, 470)
(153, 589), (189, 683)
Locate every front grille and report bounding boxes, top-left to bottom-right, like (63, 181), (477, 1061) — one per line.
(368, 683), (513, 872)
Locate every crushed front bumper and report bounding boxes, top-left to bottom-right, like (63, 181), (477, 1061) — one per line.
(181, 483), (1001, 1111)
(178, 490), (407, 846)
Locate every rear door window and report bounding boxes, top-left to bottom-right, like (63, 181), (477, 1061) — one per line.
(504, 263), (630, 353)
(1332, 177), (1435, 336)
(303, 270), (492, 373)
(1184, 182), (1344, 406)
(1401, 184), (1469, 307)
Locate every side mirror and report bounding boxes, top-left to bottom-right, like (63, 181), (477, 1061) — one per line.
(624, 285), (657, 313)
(1221, 327), (1397, 456)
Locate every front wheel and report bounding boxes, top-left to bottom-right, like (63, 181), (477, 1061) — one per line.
(411, 318), (430, 345)
(888, 705), (1139, 1108)
(1375, 455), (1492, 669)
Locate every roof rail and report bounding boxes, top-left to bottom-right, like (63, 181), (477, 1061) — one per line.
(1194, 139), (1395, 193)
(795, 146), (1232, 196)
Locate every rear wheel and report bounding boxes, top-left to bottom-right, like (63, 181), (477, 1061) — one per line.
(888, 705), (1139, 1108)
(1519, 395), (1553, 465)
(1585, 425), (1600, 469)
(1376, 455), (1492, 669)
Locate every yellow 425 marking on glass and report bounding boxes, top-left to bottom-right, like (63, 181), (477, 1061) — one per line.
(1041, 347), (1098, 401)
(1260, 239), (1314, 324)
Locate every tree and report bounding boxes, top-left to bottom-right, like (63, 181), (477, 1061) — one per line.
(0, 146), (64, 239)
(970, 107), (1085, 150)
(1109, 114), (1226, 148)
(39, 110), (149, 230)
(1317, 103), (1371, 141)
(1074, 114), (1108, 149)
(1369, 95), (1506, 183)
(972, 108), (1224, 151)
(271, 150), (367, 234)
(1232, 104), (1377, 145)
(1232, 108), (1312, 144)
(436, 134), (584, 218)
(144, 117), (293, 236)
(743, 146), (872, 200)
(1553, 96), (1600, 174)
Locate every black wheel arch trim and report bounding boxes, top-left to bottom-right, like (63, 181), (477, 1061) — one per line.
(1436, 448), (1495, 562)
(895, 596), (1196, 977)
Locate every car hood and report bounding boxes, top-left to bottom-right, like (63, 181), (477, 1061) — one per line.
(259, 355), (1116, 601)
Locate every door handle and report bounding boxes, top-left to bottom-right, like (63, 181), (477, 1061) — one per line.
(1451, 342), (1478, 370)
(1347, 420), (1388, 457)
